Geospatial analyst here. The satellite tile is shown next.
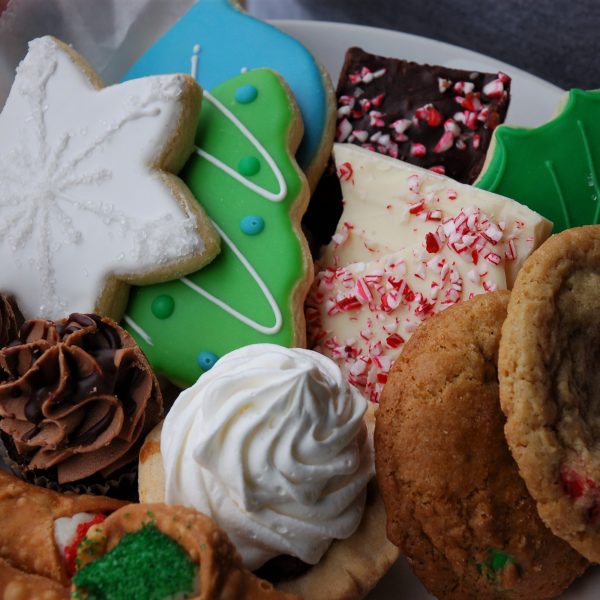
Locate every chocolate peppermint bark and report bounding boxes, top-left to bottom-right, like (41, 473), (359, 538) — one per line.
(335, 47), (511, 183)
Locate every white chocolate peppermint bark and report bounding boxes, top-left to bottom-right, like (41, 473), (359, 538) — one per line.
(307, 144), (552, 402)
(320, 143), (552, 287)
(0, 36), (218, 321)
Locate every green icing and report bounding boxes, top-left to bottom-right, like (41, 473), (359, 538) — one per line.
(72, 524), (196, 600)
(238, 155), (261, 176)
(151, 295), (175, 319)
(124, 69), (307, 386)
(476, 89), (600, 232)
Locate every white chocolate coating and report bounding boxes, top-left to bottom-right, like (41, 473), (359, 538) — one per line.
(307, 144), (552, 402)
(321, 143), (552, 287)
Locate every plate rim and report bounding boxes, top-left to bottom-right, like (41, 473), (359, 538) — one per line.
(271, 17), (565, 97)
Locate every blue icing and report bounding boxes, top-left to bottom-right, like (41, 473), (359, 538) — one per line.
(235, 84), (258, 104)
(123, 0), (327, 170)
(240, 215), (265, 235)
(197, 350), (219, 370)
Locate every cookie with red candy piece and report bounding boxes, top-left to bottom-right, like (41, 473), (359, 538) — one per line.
(499, 225), (600, 562)
(376, 291), (588, 600)
(335, 47), (511, 183)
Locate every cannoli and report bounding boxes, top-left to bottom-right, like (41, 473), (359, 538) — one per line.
(0, 557), (69, 600)
(73, 503), (300, 600)
(0, 470), (125, 586)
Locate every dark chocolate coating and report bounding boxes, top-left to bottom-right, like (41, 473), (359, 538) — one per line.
(335, 47), (511, 183)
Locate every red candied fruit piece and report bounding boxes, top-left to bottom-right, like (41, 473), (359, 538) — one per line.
(560, 466), (595, 501)
(64, 513), (107, 577)
(560, 466), (600, 524)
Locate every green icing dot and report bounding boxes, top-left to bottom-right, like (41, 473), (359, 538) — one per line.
(237, 155), (260, 176)
(151, 295), (175, 319)
(72, 524), (196, 600)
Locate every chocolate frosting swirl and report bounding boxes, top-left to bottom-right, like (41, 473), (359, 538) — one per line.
(0, 313), (162, 484)
(0, 295), (22, 349)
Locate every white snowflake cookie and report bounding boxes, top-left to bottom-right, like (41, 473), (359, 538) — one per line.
(0, 36), (219, 321)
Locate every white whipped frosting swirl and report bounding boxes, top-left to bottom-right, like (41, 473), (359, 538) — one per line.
(161, 344), (373, 569)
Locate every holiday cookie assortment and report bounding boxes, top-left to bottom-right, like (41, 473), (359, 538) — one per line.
(0, 0), (599, 598)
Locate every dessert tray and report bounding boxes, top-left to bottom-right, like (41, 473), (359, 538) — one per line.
(0, 10), (596, 598)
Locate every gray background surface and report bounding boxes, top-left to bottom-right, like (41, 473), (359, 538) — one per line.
(248, 0), (598, 90)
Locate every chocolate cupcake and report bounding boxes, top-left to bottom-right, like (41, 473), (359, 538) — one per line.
(0, 313), (162, 499)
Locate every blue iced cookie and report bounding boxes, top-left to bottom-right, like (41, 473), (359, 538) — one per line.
(124, 0), (334, 187)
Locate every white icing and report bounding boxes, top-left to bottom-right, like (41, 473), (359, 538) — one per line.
(181, 220), (283, 335)
(190, 44), (201, 81)
(190, 44), (287, 202)
(195, 92), (287, 202)
(161, 344), (373, 570)
(0, 36), (207, 319)
(54, 512), (95, 557)
(124, 217), (284, 342)
(123, 314), (154, 346)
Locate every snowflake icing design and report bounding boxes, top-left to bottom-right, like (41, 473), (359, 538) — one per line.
(0, 37), (210, 320)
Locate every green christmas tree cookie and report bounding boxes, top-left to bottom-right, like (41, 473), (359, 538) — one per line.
(124, 68), (311, 386)
(476, 89), (600, 232)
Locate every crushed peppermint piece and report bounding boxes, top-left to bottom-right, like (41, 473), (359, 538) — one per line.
(338, 162), (354, 182)
(438, 77), (452, 93)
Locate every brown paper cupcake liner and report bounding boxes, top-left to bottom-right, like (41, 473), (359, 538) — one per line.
(0, 434), (138, 501)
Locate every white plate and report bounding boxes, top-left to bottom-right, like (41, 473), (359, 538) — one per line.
(273, 19), (565, 126)
(272, 19), (598, 600)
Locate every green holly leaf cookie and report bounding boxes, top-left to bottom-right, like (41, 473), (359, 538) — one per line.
(476, 89), (600, 232)
(124, 69), (311, 386)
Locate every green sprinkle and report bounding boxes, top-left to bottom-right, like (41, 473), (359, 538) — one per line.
(72, 524), (197, 600)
